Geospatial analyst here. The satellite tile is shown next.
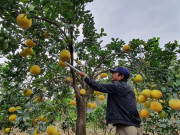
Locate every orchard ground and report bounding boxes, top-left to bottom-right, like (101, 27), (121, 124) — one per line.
(0, 124), (117, 135)
(1, 121), (179, 135)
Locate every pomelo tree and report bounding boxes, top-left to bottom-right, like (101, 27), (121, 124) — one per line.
(0, 0), (180, 135)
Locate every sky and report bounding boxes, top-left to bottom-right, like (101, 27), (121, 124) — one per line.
(85, 0), (180, 48)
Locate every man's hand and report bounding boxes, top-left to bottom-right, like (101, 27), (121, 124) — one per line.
(79, 72), (86, 78)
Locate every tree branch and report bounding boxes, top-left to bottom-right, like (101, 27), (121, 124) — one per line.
(92, 66), (117, 80)
(91, 52), (124, 77)
(32, 16), (69, 43)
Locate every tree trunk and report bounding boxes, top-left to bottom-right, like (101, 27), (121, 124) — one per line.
(76, 97), (87, 135)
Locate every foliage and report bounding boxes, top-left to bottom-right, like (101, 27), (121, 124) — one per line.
(87, 103), (106, 134)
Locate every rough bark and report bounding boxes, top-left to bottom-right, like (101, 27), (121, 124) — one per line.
(75, 96), (87, 135)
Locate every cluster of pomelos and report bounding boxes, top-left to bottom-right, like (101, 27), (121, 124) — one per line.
(59, 49), (71, 67)
(19, 38), (36, 58)
(8, 107), (18, 122)
(133, 74), (180, 119)
(58, 49), (106, 110)
(16, 14), (35, 58)
(4, 14), (47, 134)
(70, 89), (105, 110)
(5, 106), (22, 133)
(16, 14), (43, 75)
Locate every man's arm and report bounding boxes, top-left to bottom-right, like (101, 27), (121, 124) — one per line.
(84, 77), (117, 94)
(79, 72), (119, 93)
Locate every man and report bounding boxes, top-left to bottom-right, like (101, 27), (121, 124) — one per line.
(79, 67), (142, 135)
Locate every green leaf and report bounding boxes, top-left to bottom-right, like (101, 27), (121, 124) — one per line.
(29, 5), (35, 11)
(19, 0), (29, 3)
(101, 28), (104, 33)
(103, 33), (107, 36)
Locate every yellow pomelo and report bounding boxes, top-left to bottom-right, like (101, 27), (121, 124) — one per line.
(24, 89), (32, 96)
(33, 131), (40, 135)
(146, 61), (150, 66)
(151, 90), (162, 99)
(73, 93), (76, 98)
(24, 47), (33, 55)
(91, 103), (97, 109)
(87, 102), (92, 108)
(59, 49), (71, 62)
(43, 31), (50, 38)
(98, 92), (103, 95)
(43, 117), (48, 122)
(59, 60), (67, 67)
(38, 115), (44, 121)
(134, 89), (137, 93)
(16, 106), (22, 110)
(5, 128), (11, 133)
(138, 95), (147, 103)
(64, 77), (72, 83)
(134, 74), (143, 82)
(9, 107), (16, 113)
(16, 14), (32, 29)
(20, 50), (28, 57)
(77, 61), (82, 65)
(52, 128), (60, 135)
(99, 95), (105, 100)
(67, 77), (73, 82)
(70, 100), (76, 106)
(158, 110), (166, 119)
(169, 98), (180, 110)
(9, 114), (17, 122)
(144, 101), (150, 108)
(159, 99), (165, 104)
(100, 73), (108, 79)
(30, 65), (41, 75)
(150, 101), (162, 112)
(33, 126), (40, 135)
(122, 45), (130, 52)
(94, 91), (103, 95)
(34, 97), (41, 103)
(33, 130), (40, 135)
(47, 125), (55, 135)
(140, 109), (150, 118)
(94, 91), (99, 95)
(80, 89), (86, 95)
(41, 97), (45, 102)
(26, 39), (36, 47)
(142, 89), (151, 98)
(139, 111), (143, 119)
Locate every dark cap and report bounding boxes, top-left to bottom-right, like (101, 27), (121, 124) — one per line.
(109, 67), (130, 80)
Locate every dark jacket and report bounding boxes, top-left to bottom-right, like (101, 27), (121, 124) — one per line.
(84, 77), (141, 127)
